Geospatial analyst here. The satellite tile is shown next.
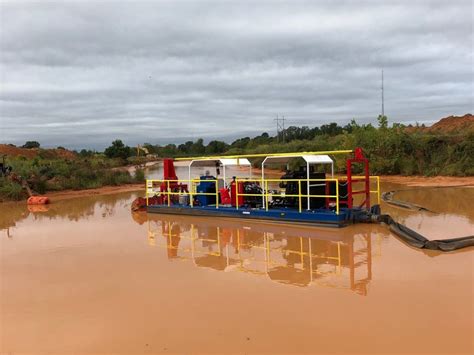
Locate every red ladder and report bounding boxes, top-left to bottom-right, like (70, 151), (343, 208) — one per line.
(345, 147), (370, 209)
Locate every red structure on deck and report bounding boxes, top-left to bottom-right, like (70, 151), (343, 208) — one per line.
(345, 147), (370, 209)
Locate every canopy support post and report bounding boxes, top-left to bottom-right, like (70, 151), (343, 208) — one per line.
(188, 161), (194, 185)
(261, 158), (267, 208)
(307, 161), (310, 211)
(223, 164), (226, 188)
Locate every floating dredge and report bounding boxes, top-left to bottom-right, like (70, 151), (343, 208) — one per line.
(135, 148), (474, 252)
(141, 148), (377, 226)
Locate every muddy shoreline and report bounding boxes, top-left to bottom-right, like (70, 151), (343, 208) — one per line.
(33, 183), (144, 202)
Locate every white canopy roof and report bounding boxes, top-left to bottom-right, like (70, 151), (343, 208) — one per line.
(263, 154), (333, 164)
(301, 155), (333, 164)
(189, 158), (251, 167)
(261, 154), (334, 211)
(219, 158), (251, 166)
(188, 158), (252, 182)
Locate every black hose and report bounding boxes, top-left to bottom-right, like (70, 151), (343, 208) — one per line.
(381, 191), (436, 213)
(379, 214), (474, 251)
(377, 186), (474, 251)
(353, 205), (474, 251)
(382, 185), (474, 213)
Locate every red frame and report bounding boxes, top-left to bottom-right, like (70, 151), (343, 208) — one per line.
(346, 147), (370, 209)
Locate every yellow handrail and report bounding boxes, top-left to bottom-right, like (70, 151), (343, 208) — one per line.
(350, 175), (381, 204)
(145, 175), (380, 215)
(236, 177), (340, 214)
(175, 149), (353, 161)
(298, 180), (302, 213)
(146, 179), (220, 208)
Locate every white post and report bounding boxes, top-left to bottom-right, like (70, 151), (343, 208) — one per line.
(331, 162), (334, 177)
(188, 161), (195, 199)
(261, 158), (267, 207)
(188, 161), (193, 184)
(307, 161), (310, 211)
(223, 164), (226, 187)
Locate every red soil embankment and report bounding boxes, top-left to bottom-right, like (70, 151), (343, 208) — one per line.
(427, 113), (474, 133)
(0, 144), (76, 159)
(407, 113), (474, 134)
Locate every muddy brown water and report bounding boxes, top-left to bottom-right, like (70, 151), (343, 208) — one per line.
(1, 181), (473, 353)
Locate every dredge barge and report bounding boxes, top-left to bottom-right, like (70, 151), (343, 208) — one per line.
(144, 148), (381, 227)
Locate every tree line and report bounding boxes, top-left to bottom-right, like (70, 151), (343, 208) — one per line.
(135, 115), (473, 176)
(13, 115), (474, 176)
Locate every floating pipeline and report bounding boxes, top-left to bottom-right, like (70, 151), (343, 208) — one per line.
(381, 191), (436, 213)
(382, 185), (474, 213)
(354, 205), (474, 252)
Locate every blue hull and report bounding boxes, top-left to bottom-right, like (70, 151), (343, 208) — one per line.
(146, 205), (353, 227)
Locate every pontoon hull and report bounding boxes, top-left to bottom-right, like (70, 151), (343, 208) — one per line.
(147, 205), (352, 227)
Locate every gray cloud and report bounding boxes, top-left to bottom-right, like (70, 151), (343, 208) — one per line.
(1, 0), (472, 149)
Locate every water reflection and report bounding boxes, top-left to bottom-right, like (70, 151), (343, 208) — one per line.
(143, 214), (381, 295)
(383, 185), (474, 220)
(1, 192), (138, 237)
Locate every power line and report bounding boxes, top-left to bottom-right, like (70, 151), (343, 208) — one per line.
(274, 115), (286, 143)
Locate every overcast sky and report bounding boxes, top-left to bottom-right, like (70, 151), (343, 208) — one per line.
(0, 0), (472, 149)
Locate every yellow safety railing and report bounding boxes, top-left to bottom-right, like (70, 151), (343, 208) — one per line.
(351, 176), (381, 204)
(174, 149), (353, 161)
(146, 179), (220, 209)
(235, 178), (340, 214)
(146, 175), (381, 215)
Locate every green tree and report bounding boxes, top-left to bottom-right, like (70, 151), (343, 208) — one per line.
(231, 137), (251, 149)
(79, 149), (95, 158)
(206, 140), (229, 154)
(377, 115), (388, 129)
(22, 141), (40, 149)
(190, 139), (206, 155)
(104, 140), (132, 159)
(320, 122), (343, 136)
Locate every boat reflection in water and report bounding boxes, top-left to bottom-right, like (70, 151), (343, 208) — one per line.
(139, 213), (380, 295)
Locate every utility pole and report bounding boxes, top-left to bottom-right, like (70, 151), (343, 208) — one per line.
(381, 69), (385, 117)
(274, 115), (286, 143)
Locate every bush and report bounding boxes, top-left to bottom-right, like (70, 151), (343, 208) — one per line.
(0, 180), (25, 200)
(30, 178), (48, 194)
(105, 171), (133, 186)
(134, 168), (145, 183)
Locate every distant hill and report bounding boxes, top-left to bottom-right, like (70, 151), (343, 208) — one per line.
(407, 113), (474, 134)
(426, 113), (473, 133)
(0, 144), (77, 159)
